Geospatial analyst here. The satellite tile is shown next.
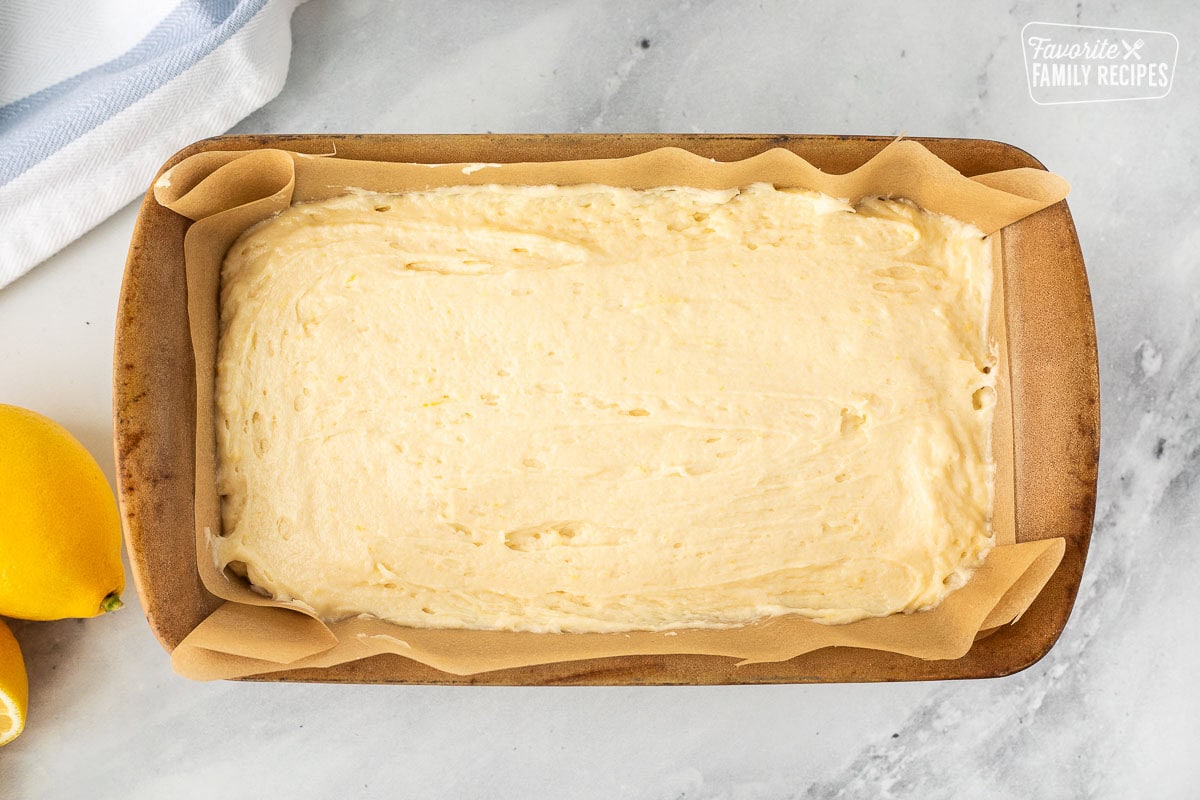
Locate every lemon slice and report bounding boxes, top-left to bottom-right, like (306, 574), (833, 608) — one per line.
(0, 620), (28, 746)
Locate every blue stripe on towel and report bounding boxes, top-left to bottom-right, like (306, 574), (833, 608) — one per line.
(0, 0), (268, 185)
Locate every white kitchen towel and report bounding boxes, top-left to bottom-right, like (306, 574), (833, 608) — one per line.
(0, 0), (301, 289)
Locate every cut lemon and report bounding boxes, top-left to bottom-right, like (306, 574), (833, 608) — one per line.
(0, 620), (28, 746)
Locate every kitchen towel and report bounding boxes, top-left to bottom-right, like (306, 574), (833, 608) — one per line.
(0, 0), (301, 289)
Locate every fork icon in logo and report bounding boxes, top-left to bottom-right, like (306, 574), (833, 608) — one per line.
(1121, 38), (1145, 60)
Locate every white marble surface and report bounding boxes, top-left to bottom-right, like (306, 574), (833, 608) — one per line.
(2, 1), (1198, 796)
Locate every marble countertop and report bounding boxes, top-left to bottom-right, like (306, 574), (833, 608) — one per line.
(2, 1), (1197, 797)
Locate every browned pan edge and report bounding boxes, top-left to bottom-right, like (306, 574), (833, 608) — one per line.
(113, 134), (1098, 684)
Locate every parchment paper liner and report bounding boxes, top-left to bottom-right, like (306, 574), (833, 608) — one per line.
(152, 140), (1070, 680)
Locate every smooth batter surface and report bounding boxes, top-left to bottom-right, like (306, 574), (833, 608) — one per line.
(214, 183), (996, 632)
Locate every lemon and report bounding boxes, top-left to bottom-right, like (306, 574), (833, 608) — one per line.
(0, 404), (125, 620)
(0, 619), (27, 746)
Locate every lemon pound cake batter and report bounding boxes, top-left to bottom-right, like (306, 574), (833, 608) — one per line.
(214, 182), (996, 633)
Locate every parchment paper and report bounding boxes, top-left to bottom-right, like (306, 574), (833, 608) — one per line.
(152, 140), (1070, 680)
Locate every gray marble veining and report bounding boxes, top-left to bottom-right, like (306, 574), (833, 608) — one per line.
(1, 1), (1197, 797)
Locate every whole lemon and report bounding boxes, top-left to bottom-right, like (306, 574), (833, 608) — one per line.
(0, 404), (124, 620)
(0, 619), (27, 746)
